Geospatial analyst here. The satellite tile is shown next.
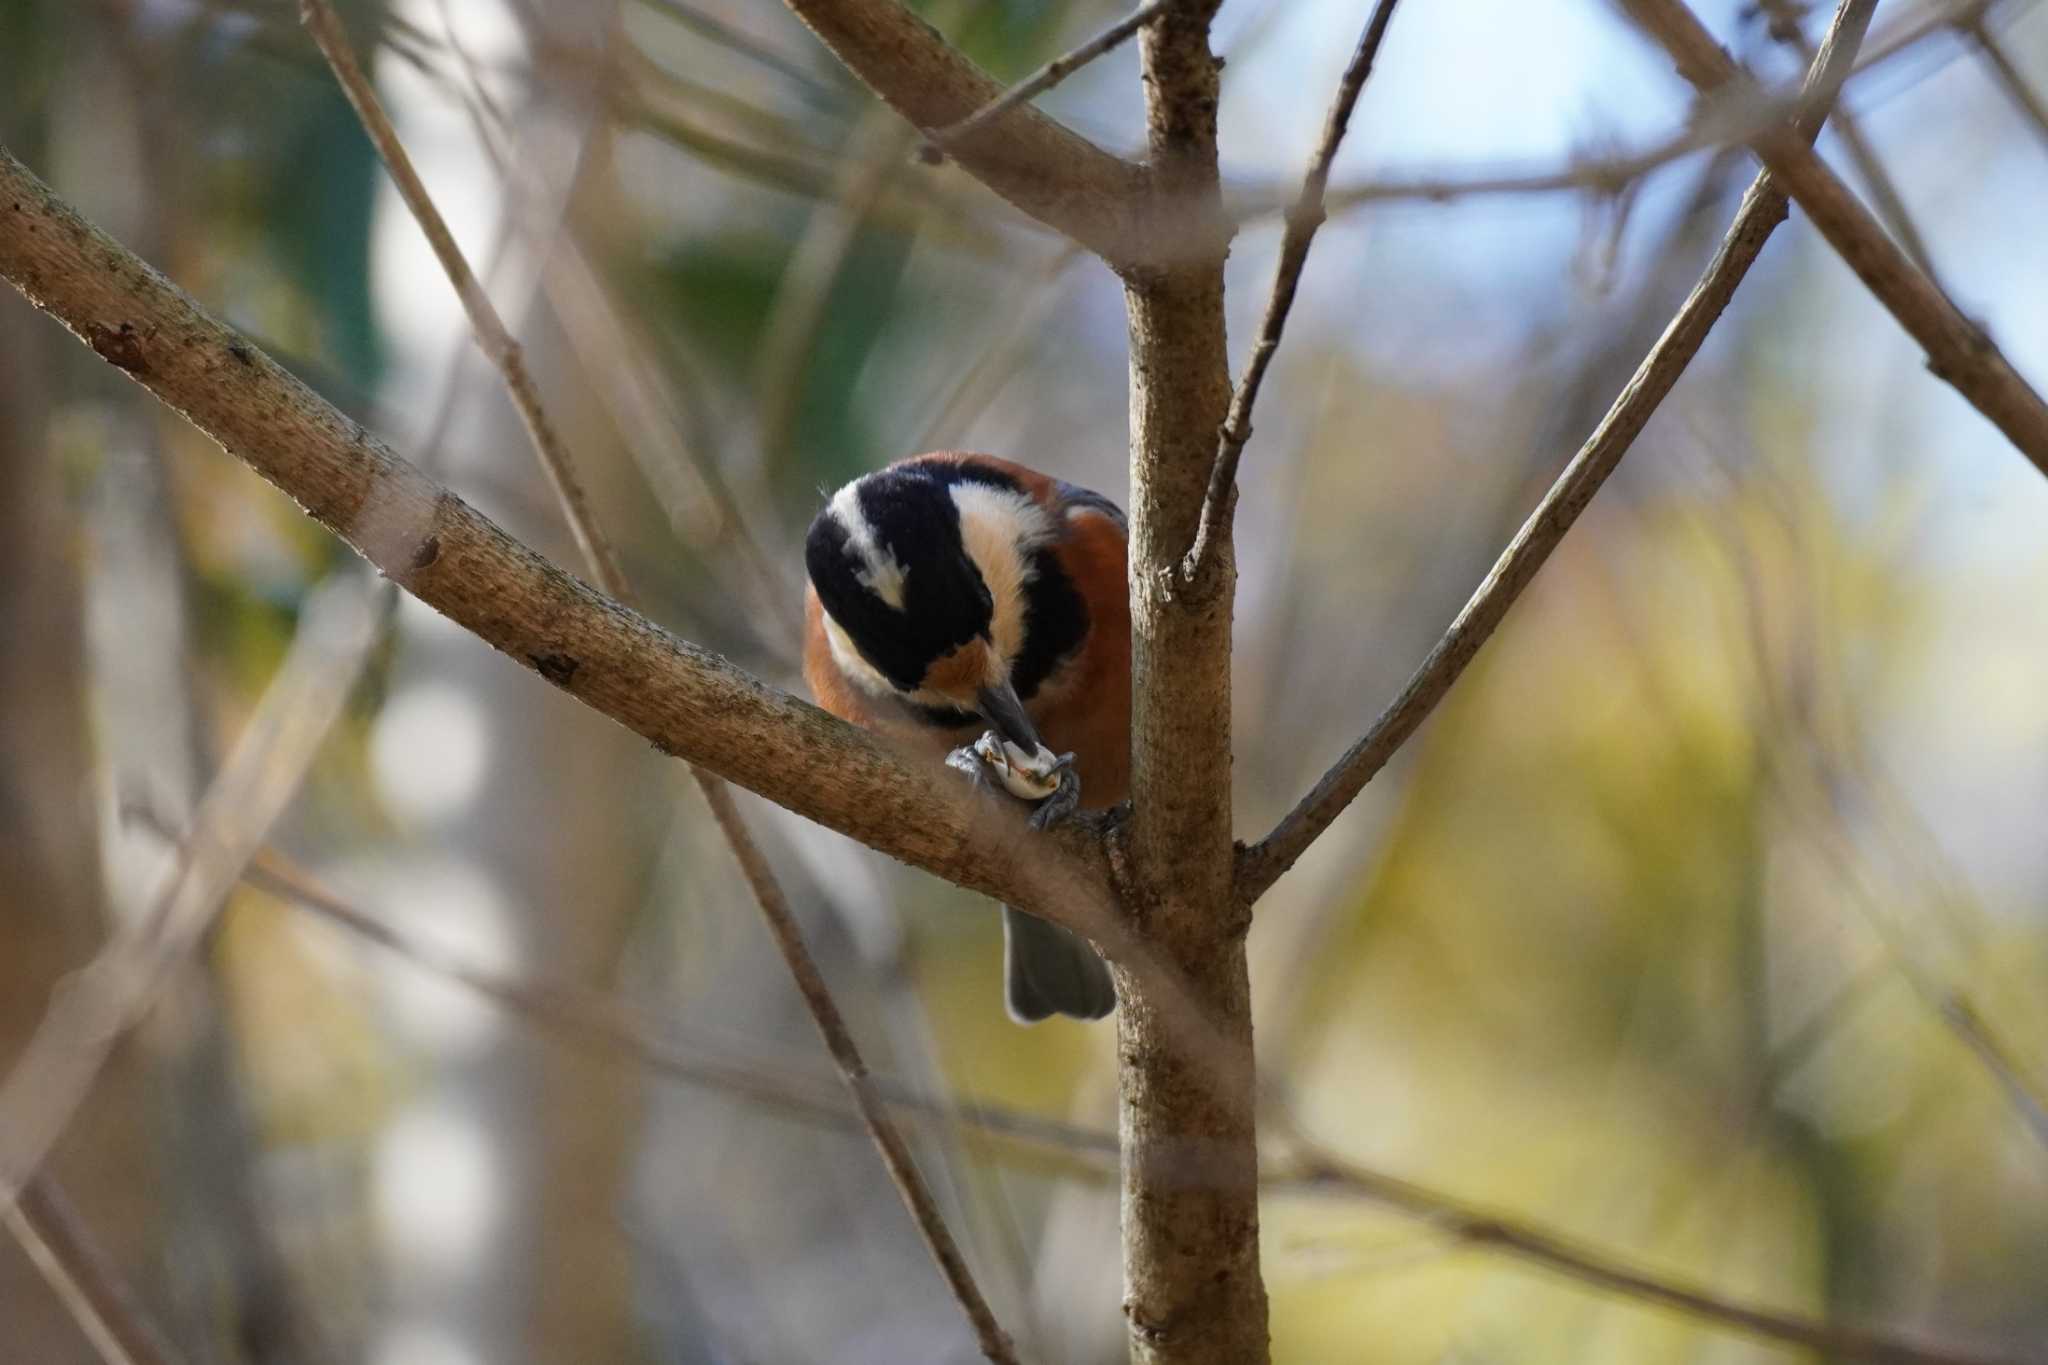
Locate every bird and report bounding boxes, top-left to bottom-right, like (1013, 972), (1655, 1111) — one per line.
(802, 451), (1130, 1022)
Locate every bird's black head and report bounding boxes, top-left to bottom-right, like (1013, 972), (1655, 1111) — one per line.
(806, 462), (1000, 696)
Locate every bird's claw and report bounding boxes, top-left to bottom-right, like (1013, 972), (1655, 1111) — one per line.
(1028, 763), (1081, 831)
(949, 731), (1080, 827)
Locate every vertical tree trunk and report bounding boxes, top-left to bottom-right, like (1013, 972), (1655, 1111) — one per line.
(1116, 4), (1269, 1361)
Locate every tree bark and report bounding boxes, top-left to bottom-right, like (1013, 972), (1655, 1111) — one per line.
(1115, 4), (1268, 1361)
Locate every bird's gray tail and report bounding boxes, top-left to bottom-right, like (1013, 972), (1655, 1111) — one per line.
(1002, 904), (1116, 1023)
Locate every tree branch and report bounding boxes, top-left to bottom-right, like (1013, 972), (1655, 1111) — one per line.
(1184, 0), (1404, 583)
(0, 144), (1116, 952)
(1241, 0), (1882, 902)
(1619, 0), (2048, 476)
(778, 0), (1149, 261)
(924, 0), (1172, 151)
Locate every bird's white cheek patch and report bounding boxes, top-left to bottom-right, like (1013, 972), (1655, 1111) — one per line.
(950, 481), (1052, 667)
(822, 613), (896, 698)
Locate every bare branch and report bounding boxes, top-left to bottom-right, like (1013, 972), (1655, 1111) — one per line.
(924, 0), (1172, 150)
(1620, 0), (2048, 475)
(298, 15), (1020, 1355)
(6, 1178), (186, 1365)
(0, 143), (1118, 948)
(1277, 1133), (2039, 1365)
(1184, 0), (1404, 583)
(1242, 0), (1883, 902)
(778, 0), (1149, 260)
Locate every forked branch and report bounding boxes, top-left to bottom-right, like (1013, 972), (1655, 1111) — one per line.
(925, 0), (1172, 151)
(779, 0), (1148, 260)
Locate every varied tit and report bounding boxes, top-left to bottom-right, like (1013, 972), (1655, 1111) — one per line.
(803, 452), (1130, 1022)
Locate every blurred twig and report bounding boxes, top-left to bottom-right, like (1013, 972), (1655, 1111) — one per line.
(755, 109), (917, 470)
(0, 577), (387, 1214)
(1185, 0), (1404, 584)
(923, 0), (1172, 152)
(634, 0), (844, 104)
(1273, 1126), (2039, 1365)
(1241, 0), (1884, 902)
(5, 1178), (186, 1365)
(911, 244), (1084, 451)
(1960, 8), (2048, 155)
(1621, 0), (2048, 474)
(243, 848), (1119, 1178)
(298, 8), (1021, 1358)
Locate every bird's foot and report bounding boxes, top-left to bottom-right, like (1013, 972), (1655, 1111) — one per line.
(1028, 762), (1080, 831)
(947, 732), (1079, 827)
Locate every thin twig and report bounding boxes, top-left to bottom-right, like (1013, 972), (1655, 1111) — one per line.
(1762, 1), (1942, 278)
(1278, 1133), (2038, 1365)
(1184, 0), (1403, 583)
(297, 10), (1019, 1358)
(5, 1178), (186, 1365)
(913, 245), (1084, 451)
(689, 778), (1020, 1364)
(1620, 0), (2048, 476)
(923, 0), (1171, 150)
(299, 0), (625, 590)
(635, 0), (845, 105)
(1241, 0), (1883, 902)
(1961, 13), (2048, 157)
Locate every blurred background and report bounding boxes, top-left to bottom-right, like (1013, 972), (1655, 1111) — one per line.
(4, 0), (2048, 1360)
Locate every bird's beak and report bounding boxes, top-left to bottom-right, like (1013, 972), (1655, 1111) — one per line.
(976, 679), (1043, 754)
